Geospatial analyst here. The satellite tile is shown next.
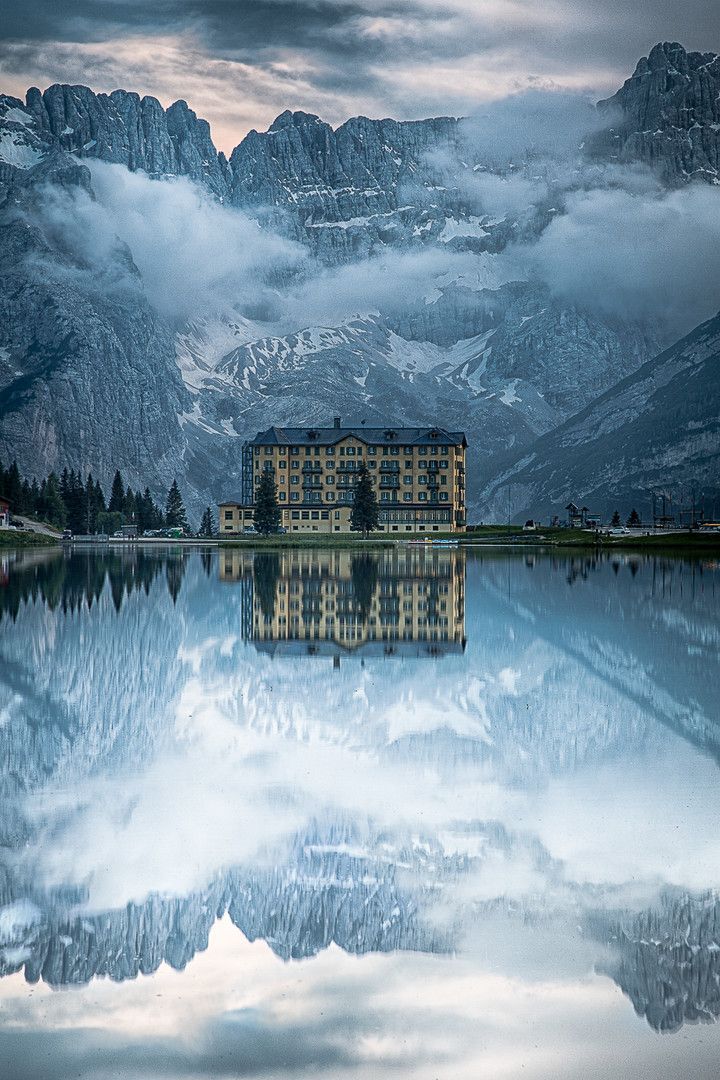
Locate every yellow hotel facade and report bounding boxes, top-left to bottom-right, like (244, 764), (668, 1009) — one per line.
(219, 419), (467, 535)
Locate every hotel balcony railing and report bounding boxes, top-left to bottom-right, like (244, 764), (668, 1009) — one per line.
(379, 478), (400, 489)
(302, 480), (323, 489)
(337, 462), (363, 472)
(379, 462), (400, 472)
(302, 463), (323, 473)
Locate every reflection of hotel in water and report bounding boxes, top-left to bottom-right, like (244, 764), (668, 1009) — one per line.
(220, 548), (466, 657)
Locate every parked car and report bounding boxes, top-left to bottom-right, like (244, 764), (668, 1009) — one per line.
(243, 526), (258, 535)
(609, 526), (629, 536)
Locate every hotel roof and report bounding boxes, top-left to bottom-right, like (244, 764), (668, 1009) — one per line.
(245, 424), (467, 447)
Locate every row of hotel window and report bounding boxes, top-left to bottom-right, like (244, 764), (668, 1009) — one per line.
(250, 490), (452, 502)
(265, 582), (451, 596)
(255, 444), (455, 455)
(256, 627), (455, 642)
(224, 509), (453, 522)
(259, 471), (451, 481)
(257, 459), (453, 470)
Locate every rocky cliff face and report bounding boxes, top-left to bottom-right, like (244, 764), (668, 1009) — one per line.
(477, 309), (720, 522)
(0, 149), (190, 499)
(598, 42), (720, 182)
(0, 84), (230, 199)
(601, 896), (720, 1032)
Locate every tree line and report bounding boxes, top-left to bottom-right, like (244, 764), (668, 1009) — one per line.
(0, 459), (216, 536)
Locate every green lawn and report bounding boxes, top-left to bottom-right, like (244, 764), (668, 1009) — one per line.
(0, 530), (59, 548)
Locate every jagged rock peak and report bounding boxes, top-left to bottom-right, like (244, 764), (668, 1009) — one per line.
(632, 40), (719, 77)
(599, 41), (720, 181)
(267, 109), (326, 132)
(10, 83), (230, 196)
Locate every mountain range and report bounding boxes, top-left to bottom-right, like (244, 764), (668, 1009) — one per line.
(0, 41), (718, 520)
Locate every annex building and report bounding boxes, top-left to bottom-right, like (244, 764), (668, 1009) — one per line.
(219, 419), (467, 535)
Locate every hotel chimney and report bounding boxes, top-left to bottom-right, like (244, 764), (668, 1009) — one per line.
(334, 416), (341, 428)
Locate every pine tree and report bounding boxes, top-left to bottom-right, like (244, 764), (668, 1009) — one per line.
(40, 472), (67, 529)
(254, 469), (281, 534)
(198, 506), (216, 537)
(627, 508), (641, 527)
(351, 553), (378, 621)
(108, 470), (125, 514)
(123, 487), (138, 525)
(350, 463), (379, 538)
(165, 479), (189, 531)
(5, 460), (23, 512)
(611, 510), (621, 526)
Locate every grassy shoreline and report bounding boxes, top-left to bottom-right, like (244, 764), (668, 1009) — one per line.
(0, 530), (59, 548)
(3, 527), (717, 556)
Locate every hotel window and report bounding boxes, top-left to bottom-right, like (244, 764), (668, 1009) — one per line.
(440, 492), (448, 501)
(279, 446), (287, 454)
(264, 447), (272, 455)
(404, 446), (413, 454)
(440, 459), (448, 468)
(419, 492), (427, 501)
(326, 474), (334, 484)
(224, 510), (233, 520)
(291, 492), (299, 501)
(403, 475), (412, 484)
(390, 446), (399, 455)
(368, 460), (377, 469)
(327, 492), (335, 501)
(405, 460), (412, 469)
(326, 446), (335, 455)
(418, 475), (427, 485)
(279, 492), (286, 500)
(403, 492), (412, 502)
(346, 446), (355, 455)
(279, 460), (286, 468)
(301, 511), (310, 520)
(311, 511), (320, 520)
(291, 459), (299, 469)
(291, 446), (299, 455)
(291, 511), (300, 520)
(254, 447), (260, 455)
(335, 511), (341, 519)
(431, 446), (438, 455)
(291, 475), (299, 484)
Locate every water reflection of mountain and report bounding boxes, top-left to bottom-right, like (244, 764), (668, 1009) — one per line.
(469, 553), (720, 760)
(219, 548), (466, 657)
(1, 548), (719, 1034)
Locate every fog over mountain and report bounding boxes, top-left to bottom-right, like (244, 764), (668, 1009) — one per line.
(0, 41), (718, 517)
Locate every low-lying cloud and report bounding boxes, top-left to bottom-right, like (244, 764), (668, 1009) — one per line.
(518, 183), (720, 334)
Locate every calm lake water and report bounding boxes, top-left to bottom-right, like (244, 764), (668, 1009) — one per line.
(1, 544), (720, 1080)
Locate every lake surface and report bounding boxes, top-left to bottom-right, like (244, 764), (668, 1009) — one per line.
(1, 544), (720, 1079)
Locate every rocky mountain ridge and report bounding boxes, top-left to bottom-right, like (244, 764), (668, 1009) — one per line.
(477, 308), (720, 522)
(0, 42), (717, 516)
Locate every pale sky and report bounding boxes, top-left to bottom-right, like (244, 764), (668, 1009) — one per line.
(0, 1), (719, 153)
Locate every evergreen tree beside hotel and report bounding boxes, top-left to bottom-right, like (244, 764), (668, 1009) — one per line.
(218, 419), (467, 536)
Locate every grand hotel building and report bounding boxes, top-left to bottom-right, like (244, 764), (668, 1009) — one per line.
(219, 419), (467, 535)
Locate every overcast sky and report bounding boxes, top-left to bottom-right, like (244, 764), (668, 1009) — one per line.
(1, 1), (719, 153)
